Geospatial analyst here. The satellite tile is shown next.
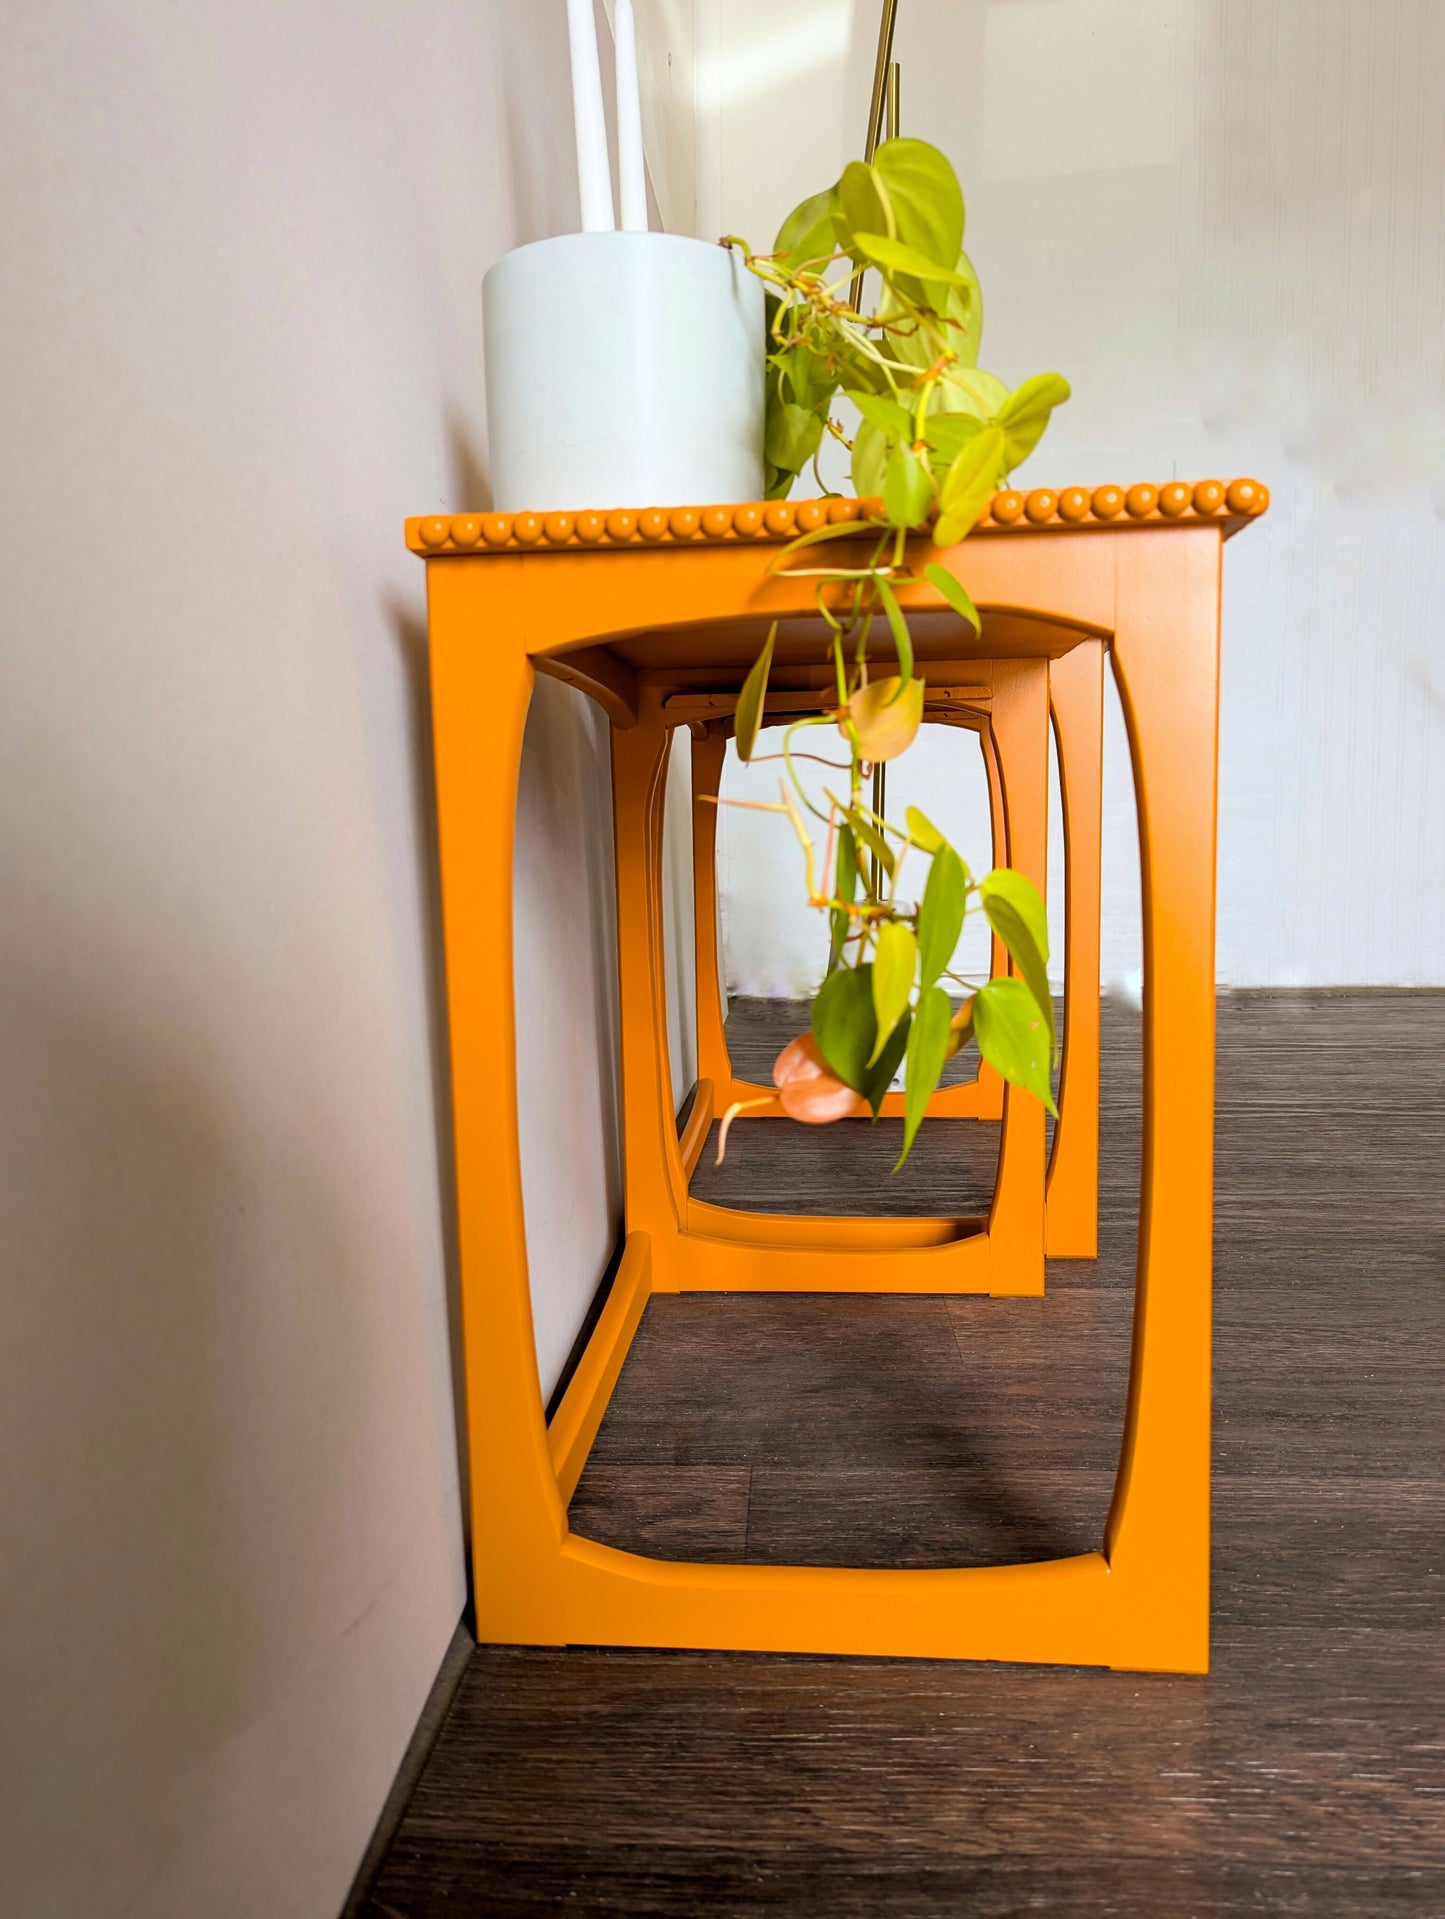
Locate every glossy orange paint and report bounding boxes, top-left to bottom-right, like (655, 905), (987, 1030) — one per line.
(413, 485), (1265, 1671)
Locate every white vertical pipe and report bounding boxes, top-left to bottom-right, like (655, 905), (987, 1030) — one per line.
(614, 0), (648, 231)
(566, 0), (615, 232)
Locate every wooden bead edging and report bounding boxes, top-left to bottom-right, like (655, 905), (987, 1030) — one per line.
(406, 480), (1268, 556)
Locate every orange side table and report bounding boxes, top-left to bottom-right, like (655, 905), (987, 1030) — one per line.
(407, 478), (1267, 1673)
(687, 636), (1106, 1259)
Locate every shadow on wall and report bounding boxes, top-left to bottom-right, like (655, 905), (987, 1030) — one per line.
(447, 410), (491, 520)
(387, 596), (472, 1560)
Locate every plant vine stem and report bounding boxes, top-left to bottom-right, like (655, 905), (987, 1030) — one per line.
(780, 715), (838, 824)
(748, 750), (851, 770)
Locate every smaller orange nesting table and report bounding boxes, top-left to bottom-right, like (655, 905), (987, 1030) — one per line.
(686, 636), (1106, 1260)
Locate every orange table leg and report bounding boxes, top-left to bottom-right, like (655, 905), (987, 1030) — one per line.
(1100, 533), (1222, 1672)
(425, 558), (570, 1646)
(1045, 640), (1104, 1257)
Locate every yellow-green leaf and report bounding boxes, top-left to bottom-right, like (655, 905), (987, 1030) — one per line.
(905, 805), (946, 853)
(934, 423), (1004, 547)
(853, 232), (970, 286)
(765, 399), (824, 472)
(882, 441), (933, 531)
(852, 392), (913, 441)
(918, 845), (966, 989)
(946, 994), (975, 1058)
(980, 868), (1054, 1059)
(980, 866), (1048, 961)
(873, 576), (915, 691)
(864, 1005), (912, 1115)
(811, 961), (876, 1092)
(773, 188), (840, 274)
(887, 251), (982, 373)
(941, 365), (1010, 421)
(873, 137), (965, 272)
(922, 411), (986, 467)
(834, 160), (893, 258)
(850, 416), (888, 496)
(895, 984), (954, 1168)
(845, 676), (924, 762)
(997, 372), (1071, 474)
(923, 562), (981, 635)
(735, 623), (776, 762)
(974, 976), (1057, 1116)
(868, 922), (918, 1066)
(846, 807), (894, 879)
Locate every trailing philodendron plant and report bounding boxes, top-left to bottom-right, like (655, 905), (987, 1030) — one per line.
(714, 139), (1070, 1169)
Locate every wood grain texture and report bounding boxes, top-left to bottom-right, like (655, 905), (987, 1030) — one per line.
(363, 994), (1445, 1917)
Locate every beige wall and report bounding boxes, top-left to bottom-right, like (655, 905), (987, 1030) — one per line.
(702, 0), (1445, 990)
(0, 2), (624, 1912)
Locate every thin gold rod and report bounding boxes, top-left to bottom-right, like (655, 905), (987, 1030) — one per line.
(863, 8), (899, 876)
(863, 0), (900, 161)
(850, 0), (901, 313)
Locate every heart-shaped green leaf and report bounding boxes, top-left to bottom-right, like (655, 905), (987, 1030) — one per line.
(773, 188), (840, 274)
(845, 677), (924, 762)
(834, 160), (893, 259)
(974, 976), (1057, 1115)
(853, 232), (970, 285)
(868, 922), (918, 1066)
(980, 865), (1048, 961)
(905, 805), (947, 854)
(918, 844), (966, 989)
(873, 576), (915, 691)
(997, 372), (1071, 474)
(777, 340), (836, 411)
(812, 961), (877, 1092)
(765, 399), (824, 472)
(852, 392), (914, 441)
(850, 416), (889, 495)
(923, 411), (986, 467)
(882, 441), (933, 530)
(872, 137), (965, 270)
(923, 561), (981, 635)
(939, 365), (1009, 422)
(896, 984), (954, 1167)
(934, 424), (1004, 547)
(887, 252), (982, 372)
(734, 623), (776, 763)
(979, 868), (1054, 1058)
(864, 1006), (912, 1115)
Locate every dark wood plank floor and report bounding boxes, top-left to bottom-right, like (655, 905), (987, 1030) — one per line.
(364, 993), (1445, 1917)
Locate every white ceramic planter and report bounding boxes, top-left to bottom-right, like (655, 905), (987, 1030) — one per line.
(482, 232), (764, 512)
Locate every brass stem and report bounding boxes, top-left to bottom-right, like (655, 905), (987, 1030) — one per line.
(870, 762), (887, 891)
(850, 0), (901, 312)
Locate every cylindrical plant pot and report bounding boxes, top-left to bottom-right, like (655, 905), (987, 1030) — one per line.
(482, 232), (764, 512)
